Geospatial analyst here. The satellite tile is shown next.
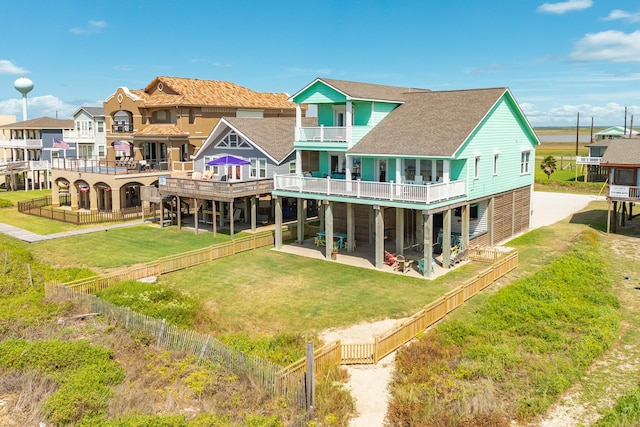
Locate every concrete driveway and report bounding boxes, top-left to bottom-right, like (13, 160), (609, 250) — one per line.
(531, 191), (605, 230)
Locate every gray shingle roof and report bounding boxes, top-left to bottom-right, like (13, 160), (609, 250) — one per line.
(0, 117), (74, 130)
(317, 78), (430, 102)
(599, 139), (640, 166)
(349, 87), (507, 157)
(223, 117), (316, 163)
(78, 107), (105, 117)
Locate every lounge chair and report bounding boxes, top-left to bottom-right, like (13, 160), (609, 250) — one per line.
(384, 250), (398, 267)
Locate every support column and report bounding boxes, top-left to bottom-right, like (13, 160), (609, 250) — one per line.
(443, 208), (452, 268)
(89, 187), (98, 213)
(70, 185), (79, 211)
(177, 196), (182, 231)
(111, 187), (122, 213)
(416, 210), (424, 252)
(461, 204), (469, 250)
(251, 196), (257, 232)
(51, 180), (60, 208)
(368, 208), (374, 245)
(212, 200), (217, 237)
(488, 197), (495, 246)
(606, 199), (611, 234)
(396, 208), (404, 254)
(324, 201), (334, 260)
(374, 205), (384, 268)
(274, 196), (283, 250)
(346, 202), (355, 252)
(422, 212), (434, 278)
(194, 199), (200, 234)
(297, 197), (306, 243)
(229, 199), (235, 238)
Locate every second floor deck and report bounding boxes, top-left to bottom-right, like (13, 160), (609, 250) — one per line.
(273, 173), (466, 206)
(576, 156), (601, 165)
(609, 184), (640, 201)
(0, 139), (43, 149)
(158, 177), (273, 202)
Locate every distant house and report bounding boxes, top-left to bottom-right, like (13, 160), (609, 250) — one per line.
(598, 139), (640, 233)
(156, 116), (316, 236)
(50, 76), (298, 213)
(0, 117), (73, 191)
(577, 126), (640, 182)
(272, 78), (540, 276)
(63, 107), (107, 160)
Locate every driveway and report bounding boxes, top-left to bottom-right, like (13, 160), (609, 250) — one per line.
(531, 191), (605, 230)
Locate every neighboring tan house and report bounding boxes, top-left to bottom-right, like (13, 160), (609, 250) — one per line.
(0, 117), (73, 191)
(155, 116), (316, 237)
(272, 78), (540, 277)
(598, 138), (640, 233)
(50, 76), (297, 213)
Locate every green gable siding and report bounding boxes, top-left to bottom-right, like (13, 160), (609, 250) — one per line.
(353, 101), (372, 126)
(292, 81), (347, 104)
(371, 102), (399, 126)
(458, 97), (536, 200)
(317, 104), (335, 126)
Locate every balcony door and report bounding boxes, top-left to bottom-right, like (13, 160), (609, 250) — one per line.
(377, 159), (387, 182)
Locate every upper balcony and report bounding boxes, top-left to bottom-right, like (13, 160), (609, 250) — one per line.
(111, 124), (134, 134)
(294, 125), (373, 150)
(273, 173), (466, 206)
(0, 139), (43, 149)
(576, 156), (601, 166)
(298, 126), (347, 143)
(51, 157), (169, 175)
(159, 176), (273, 202)
(609, 184), (640, 201)
(63, 129), (98, 142)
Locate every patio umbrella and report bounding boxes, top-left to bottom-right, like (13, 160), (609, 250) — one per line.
(206, 155), (250, 166)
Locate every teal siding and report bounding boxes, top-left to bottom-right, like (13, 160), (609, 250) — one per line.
(317, 104), (335, 126)
(458, 98), (537, 200)
(293, 81), (347, 104)
(361, 158), (376, 181)
(371, 102), (398, 126)
(352, 101), (372, 126)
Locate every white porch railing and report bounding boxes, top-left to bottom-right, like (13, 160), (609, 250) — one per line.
(63, 129), (96, 139)
(0, 139), (43, 149)
(576, 156), (601, 165)
(29, 160), (50, 170)
(298, 126), (347, 142)
(274, 173), (466, 204)
(609, 184), (640, 200)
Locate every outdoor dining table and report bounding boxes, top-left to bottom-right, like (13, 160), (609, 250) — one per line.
(316, 232), (347, 249)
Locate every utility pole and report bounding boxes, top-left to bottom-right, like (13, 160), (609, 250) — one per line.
(575, 112), (580, 156)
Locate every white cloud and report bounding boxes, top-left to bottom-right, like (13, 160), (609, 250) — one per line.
(0, 60), (29, 75)
(570, 30), (640, 62)
(603, 9), (640, 23)
(70, 20), (107, 35)
(0, 95), (77, 120)
(537, 0), (592, 14)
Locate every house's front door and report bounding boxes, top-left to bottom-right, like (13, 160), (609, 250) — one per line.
(377, 159), (387, 182)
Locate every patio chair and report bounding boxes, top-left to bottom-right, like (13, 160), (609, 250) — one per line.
(396, 255), (414, 273)
(417, 258), (436, 274)
(384, 250), (398, 267)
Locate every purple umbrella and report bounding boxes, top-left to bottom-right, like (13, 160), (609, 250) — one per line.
(206, 155), (250, 166)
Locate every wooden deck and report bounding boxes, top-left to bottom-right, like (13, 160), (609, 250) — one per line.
(158, 177), (273, 202)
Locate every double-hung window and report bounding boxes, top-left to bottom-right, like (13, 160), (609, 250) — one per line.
(521, 151), (531, 174)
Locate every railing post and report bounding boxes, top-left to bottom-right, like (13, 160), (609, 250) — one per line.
(389, 180), (394, 201)
(356, 179), (361, 198)
(157, 318), (166, 347)
(326, 176), (331, 195)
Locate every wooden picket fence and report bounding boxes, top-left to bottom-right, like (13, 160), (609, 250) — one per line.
(60, 232), (274, 294)
(277, 248), (519, 386)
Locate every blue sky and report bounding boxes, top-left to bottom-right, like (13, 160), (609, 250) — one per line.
(1, 0), (640, 127)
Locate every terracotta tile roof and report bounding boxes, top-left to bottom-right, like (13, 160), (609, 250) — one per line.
(600, 139), (640, 166)
(316, 78), (430, 102)
(133, 124), (188, 137)
(223, 117), (316, 163)
(0, 117), (74, 129)
(139, 76), (296, 109)
(349, 88), (508, 157)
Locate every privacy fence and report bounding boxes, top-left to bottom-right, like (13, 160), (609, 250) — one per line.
(45, 231), (517, 411)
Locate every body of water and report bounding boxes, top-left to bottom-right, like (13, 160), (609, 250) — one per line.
(538, 135), (592, 143)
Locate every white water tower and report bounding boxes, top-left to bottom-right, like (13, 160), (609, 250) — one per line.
(14, 77), (34, 121)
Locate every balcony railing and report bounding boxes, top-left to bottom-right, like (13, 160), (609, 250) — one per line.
(51, 158), (169, 175)
(159, 177), (273, 199)
(273, 174), (466, 205)
(298, 126), (347, 142)
(609, 184), (640, 201)
(576, 156), (601, 165)
(0, 139), (43, 149)
(63, 129), (97, 139)
(111, 124), (134, 133)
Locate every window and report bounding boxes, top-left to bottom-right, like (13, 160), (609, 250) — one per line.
(493, 154), (499, 175)
(521, 151), (531, 174)
(615, 168), (635, 186)
(289, 161), (296, 174)
(250, 158), (267, 178)
(97, 121), (104, 133)
(474, 156), (480, 179)
(454, 203), (479, 220)
(188, 109), (195, 124)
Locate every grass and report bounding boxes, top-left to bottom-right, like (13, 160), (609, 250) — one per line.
(29, 226), (240, 270)
(386, 230), (621, 425)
